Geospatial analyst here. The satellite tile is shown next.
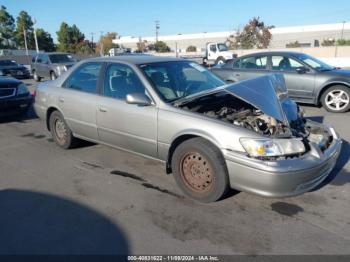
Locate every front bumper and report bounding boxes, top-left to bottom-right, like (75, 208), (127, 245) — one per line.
(0, 94), (33, 117)
(223, 128), (342, 198)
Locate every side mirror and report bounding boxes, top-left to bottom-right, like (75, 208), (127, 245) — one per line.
(296, 67), (309, 74)
(126, 93), (152, 106)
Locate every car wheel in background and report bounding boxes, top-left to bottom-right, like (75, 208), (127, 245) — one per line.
(171, 137), (229, 203)
(50, 72), (57, 80)
(33, 71), (41, 82)
(215, 57), (226, 65)
(322, 85), (350, 113)
(49, 111), (78, 149)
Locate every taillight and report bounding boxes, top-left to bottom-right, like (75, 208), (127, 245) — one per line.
(33, 89), (36, 97)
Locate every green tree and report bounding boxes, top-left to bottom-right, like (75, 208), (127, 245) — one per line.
(57, 22), (71, 52)
(136, 39), (147, 53)
(70, 24), (85, 52)
(186, 45), (197, 52)
(75, 40), (94, 54)
(154, 41), (170, 53)
(36, 28), (55, 52)
(228, 17), (274, 49)
(0, 5), (15, 48)
(15, 11), (34, 49)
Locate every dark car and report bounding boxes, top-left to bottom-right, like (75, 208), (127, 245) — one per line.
(0, 76), (32, 117)
(0, 60), (31, 79)
(211, 51), (350, 113)
(32, 52), (76, 81)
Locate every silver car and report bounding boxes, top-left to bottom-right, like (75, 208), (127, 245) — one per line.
(34, 56), (342, 203)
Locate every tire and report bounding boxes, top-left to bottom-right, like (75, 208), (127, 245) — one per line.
(171, 137), (229, 203)
(321, 85), (350, 113)
(215, 57), (226, 65)
(33, 71), (41, 82)
(49, 110), (78, 149)
(50, 71), (57, 81)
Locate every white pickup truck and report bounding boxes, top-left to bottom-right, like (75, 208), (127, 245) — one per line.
(180, 42), (237, 66)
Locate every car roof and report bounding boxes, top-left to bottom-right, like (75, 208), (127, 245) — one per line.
(85, 55), (186, 65)
(238, 51), (306, 58)
(37, 52), (70, 56)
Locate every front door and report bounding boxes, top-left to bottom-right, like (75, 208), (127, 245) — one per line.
(270, 55), (316, 101)
(96, 63), (158, 158)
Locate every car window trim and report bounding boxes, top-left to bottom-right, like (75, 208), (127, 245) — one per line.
(101, 62), (156, 105)
(270, 54), (314, 73)
(62, 61), (103, 95)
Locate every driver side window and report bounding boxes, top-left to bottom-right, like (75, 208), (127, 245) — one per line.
(103, 63), (146, 100)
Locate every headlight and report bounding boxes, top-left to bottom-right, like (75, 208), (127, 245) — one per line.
(17, 83), (29, 95)
(240, 138), (305, 157)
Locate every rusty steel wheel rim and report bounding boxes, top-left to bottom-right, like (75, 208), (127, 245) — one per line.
(180, 152), (214, 193)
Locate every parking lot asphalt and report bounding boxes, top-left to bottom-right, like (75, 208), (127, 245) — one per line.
(0, 78), (349, 255)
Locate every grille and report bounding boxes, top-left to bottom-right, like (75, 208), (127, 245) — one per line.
(0, 88), (16, 98)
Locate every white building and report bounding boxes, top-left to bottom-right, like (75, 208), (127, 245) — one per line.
(113, 22), (350, 52)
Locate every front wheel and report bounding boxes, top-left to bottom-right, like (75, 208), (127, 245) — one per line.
(49, 111), (78, 149)
(171, 138), (229, 203)
(215, 57), (226, 65)
(321, 85), (350, 113)
(33, 71), (41, 82)
(50, 71), (57, 80)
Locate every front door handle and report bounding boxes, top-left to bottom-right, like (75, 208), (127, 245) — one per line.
(98, 106), (108, 113)
(59, 97), (64, 103)
(235, 73), (240, 77)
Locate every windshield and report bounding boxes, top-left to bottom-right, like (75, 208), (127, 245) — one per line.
(217, 43), (228, 52)
(49, 54), (75, 63)
(297, 54), (335, 71)
(0, 60), (17, 66)
(139, 61), (225, 102)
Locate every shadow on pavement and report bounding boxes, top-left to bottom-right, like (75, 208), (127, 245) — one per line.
(0, 106), (38, 124)
(0, 189), (129, 255)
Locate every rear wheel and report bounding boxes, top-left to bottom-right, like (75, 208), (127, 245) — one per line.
(49, 111), (78, 149)
(171, 138), (229, 203)
(322, 85), (350, 113)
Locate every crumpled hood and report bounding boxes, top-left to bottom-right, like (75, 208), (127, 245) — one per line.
(224, 74), (299, 125)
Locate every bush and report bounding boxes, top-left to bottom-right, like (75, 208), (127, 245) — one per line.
(337, 39), (350, 46)
(286, 41), (301, 48)
(186, 45), (197, 52)
(154, 41), (170, 53)
(321, 39), (336, 47)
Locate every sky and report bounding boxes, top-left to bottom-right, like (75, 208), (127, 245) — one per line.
(2, 0), (350, 42)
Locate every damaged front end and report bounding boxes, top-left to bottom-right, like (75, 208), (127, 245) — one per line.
(174, 74), (336, 160)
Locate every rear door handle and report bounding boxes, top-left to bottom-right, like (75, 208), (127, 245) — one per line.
(98, 106), (108, 113)
(235, 73), (240, 77)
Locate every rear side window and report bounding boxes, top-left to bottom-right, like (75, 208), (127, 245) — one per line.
(64, 63), (102, 94)
(241, 56), (268, 70)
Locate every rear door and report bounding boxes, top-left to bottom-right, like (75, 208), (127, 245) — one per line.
(227, 55), (270, 82)
(96, 63), (158, 158)
(270, 55), (316, 101)
(59, 62), (103, 140)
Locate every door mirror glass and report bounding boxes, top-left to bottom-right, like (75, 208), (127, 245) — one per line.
(126, 93), (152, 106)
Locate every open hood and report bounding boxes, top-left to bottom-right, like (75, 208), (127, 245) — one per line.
(224, 74), (298, 125)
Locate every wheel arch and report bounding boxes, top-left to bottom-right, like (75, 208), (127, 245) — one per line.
(317, 81), (350, 104)
(165, 132), (223, 174)
(46, 106), (61, 131)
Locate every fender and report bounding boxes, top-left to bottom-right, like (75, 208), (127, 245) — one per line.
(316, 79), (350, 102)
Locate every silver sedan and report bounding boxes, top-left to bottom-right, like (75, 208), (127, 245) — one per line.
(34, 56), (342, 203)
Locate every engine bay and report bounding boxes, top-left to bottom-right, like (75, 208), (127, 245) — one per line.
(176, 92), (333, 154)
